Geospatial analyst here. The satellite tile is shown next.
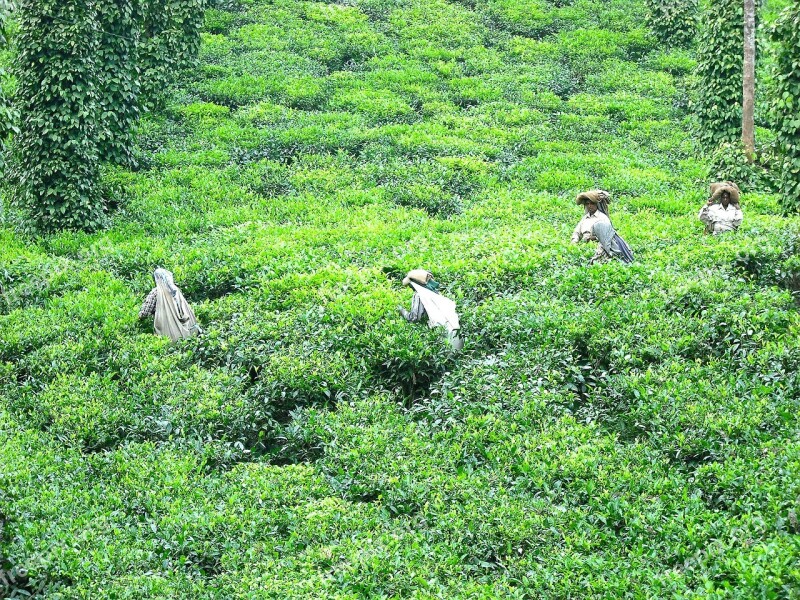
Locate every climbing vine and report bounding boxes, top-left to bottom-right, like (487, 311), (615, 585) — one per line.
(771, 3), (800, 214)
(0, 0), (16, 171)
(139, 0), (206, 111)
(11, 0), (105, 232)
(10, 0), (206, 231)
(0, 0), (9, 43)
(97, 0), (206, 165)
(644, 0), (697, 48)
(693, 0), (743, 150)
(96, 0), (142, 168)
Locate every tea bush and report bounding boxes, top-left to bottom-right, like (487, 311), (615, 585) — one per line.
(1, 0), (799, 597)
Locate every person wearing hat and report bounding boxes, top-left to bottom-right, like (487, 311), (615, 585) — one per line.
(399, 270), (439, 322)
(572, 190), (634, 264)
(571, 190), (612, 244)
(699, 181), (743, 235)
(399, 269), (463, 351)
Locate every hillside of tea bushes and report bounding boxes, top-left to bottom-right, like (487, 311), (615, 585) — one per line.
(2, 0), (800, 597)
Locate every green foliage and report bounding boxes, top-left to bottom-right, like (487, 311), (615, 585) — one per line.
(0, 0), (10, 45)
(2, 0), (800, 597)
(204, 7), (236, 34)
(96, 0), (141, 168)
(9, 0), (206, 231)
(770, 3), (800, 213)
(693, 0), (743, 149)
(645, 0), (697, 48)
(733, 231), (800, 300)
(139, 0), (206, 111)
(0, 0), (15, 175)
(11, 0), (106, 232)
(708, 141), (777, 193)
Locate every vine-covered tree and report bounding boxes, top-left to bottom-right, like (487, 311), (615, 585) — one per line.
(0, 0), (16, 166)
(0, 0), (10, 42)
(771, 3), (800, 213)
(96, 0), (143, 168)
(139, 0), (206, 111)
(694, 0), (744, 149)
(12, 0), (105, 232)
(10, 0), (206, 231)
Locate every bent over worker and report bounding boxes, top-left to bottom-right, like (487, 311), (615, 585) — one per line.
(399, 269), (463, 351)
(139, 268), (201, 342)
(572, 190), (612, 244)
(573, 190), (634, 264)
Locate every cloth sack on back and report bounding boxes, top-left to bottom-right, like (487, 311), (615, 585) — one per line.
(410, 282), (463, 350)
(592, 221), (635, 264)
(410, 282), (460, 331)
(153, 269), (200, 342)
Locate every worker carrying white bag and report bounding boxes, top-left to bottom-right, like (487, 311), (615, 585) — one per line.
(398, 269), (464, 351)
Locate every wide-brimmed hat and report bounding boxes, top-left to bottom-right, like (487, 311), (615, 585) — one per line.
(576, 189), (611, 206)
(403, 269), (433, 287)
(709, 181), (741, 204)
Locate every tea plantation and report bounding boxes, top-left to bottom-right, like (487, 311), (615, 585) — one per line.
(2, 0), (800, 597)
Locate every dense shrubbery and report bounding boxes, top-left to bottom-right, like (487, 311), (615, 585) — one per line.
(645, 0), (697, 48)
(770, 3), (800, 213)
(733, 231), (800, 300)
(8, 0), (206, 232)
(1, 0), (799, 596)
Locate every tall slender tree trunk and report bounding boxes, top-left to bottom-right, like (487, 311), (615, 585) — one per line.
(742, 0), (756, 162)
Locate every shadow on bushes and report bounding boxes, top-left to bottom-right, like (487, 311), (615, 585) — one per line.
(732, 233), (800, 303)
(0, 511), (72, 597)
(372, 331), (456, 405)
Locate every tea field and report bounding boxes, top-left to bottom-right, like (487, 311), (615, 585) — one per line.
(2, 0), (800, 597)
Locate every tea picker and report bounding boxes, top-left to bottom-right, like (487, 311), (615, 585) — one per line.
(398, 269), (463, 351)
(139, 268), (202, 342)
(699, 181), (743, 235)
(572, 190), (634, 264)
(571, 190), (613, 244)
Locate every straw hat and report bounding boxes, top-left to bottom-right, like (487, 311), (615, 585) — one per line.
(709, 181), (741, 204)
(576, 190), (611, 206)
(403, 269), (433, 287)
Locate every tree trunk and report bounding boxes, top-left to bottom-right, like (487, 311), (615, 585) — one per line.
(742, 0), (756, 162)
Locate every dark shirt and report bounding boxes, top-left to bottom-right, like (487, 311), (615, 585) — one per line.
(139, 288), (157, 319)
